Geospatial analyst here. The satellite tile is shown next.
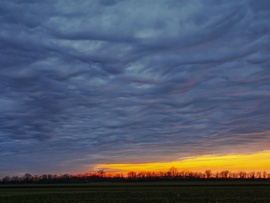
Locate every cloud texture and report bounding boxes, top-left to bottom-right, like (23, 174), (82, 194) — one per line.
(0, 0), (270, 175)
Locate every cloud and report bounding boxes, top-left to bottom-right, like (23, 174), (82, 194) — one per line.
(0, 0), (270, 176)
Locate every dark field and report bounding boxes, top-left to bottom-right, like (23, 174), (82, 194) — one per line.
(1, 181), (270, 203)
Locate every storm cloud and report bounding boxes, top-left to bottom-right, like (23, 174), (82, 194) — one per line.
(0, 0), (270, 175)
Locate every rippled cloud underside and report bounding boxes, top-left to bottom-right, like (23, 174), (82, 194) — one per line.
(0, 0), (270, 175)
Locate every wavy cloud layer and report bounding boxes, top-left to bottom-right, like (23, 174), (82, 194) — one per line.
(0, 0), (270, 175)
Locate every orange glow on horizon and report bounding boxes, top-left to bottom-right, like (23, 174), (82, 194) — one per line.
(96, 151), (270, 174)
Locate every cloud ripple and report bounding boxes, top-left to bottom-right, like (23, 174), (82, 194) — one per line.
(0, 0), (270, 175)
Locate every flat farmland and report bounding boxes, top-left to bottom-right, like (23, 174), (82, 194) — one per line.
(1, 181), (270, 203)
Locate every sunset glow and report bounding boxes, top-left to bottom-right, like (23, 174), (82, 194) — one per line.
(98, 151), (270, 174)
(1, 0), (270, 178)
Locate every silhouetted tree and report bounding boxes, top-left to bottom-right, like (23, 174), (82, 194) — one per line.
(23, 173), (33, 182)
(2, 176), (10, 183)
(1, 167), (270, 184)
(263, 171), (267, 179)
(239, 171), (246, 179)
(127, 171), (137, 179)
(169, 167), (178, 177)
(220, 170), (230, 178)
(97, 170), (105, 177)
(249, 171), (255, 179)
(256, 171), (262, 179)
(205, 170), (212, 178)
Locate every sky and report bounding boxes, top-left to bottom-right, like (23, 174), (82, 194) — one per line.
(0, 0), (270, 177)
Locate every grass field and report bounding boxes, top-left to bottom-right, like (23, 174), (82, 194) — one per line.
(1, 181), (270, 203)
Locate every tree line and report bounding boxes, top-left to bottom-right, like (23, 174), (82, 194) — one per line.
(1, 167), (270, 184)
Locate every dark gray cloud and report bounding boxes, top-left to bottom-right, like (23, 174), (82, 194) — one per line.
(0, 0), (270, 176)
